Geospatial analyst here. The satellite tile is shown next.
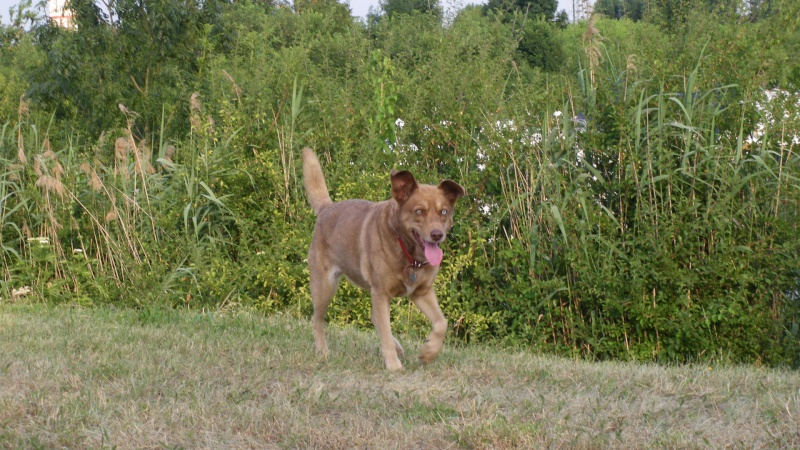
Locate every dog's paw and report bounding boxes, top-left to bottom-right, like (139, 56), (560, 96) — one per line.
(315, 343), (330, 359)
(418, 339), (442, 364)
(385, 358), (403, 371)
(418, 353), (435, 364)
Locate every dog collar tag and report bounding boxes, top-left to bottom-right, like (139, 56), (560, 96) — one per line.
(404, 266), (417, 283)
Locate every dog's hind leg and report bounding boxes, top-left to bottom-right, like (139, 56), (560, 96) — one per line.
(411, 289), (448, 364)
(309, 264), (339, 358)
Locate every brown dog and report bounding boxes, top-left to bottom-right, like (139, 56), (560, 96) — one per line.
(302, 148), (465, 370)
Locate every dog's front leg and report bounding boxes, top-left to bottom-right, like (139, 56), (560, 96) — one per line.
(370, 290), (403, 371)
(411, 289), (448, 364)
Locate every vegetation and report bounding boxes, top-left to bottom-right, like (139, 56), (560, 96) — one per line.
(1, 0), (799, 368)
(2, 303), (799, 448)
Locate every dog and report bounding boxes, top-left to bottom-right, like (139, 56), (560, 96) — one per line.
(302, 148), (465, 370)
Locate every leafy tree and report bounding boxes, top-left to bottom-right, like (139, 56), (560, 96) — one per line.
(517, 17), (563, 72)
(27, 0), (227, 139)
(644, 0), (742, 29)
(379, 0), (442, 19)
(486, 0), (557, 21)
(0, 0), (45, 119)
(294, 0), (351, 18)
(1, 0), (41, 48)
(554, 9), (569, 27)
(594, 0), (644, 21)
(482, 0), (564, 72)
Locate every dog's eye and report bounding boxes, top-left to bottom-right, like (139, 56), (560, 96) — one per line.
(415, 209), (423, 216)
(441, 209), (448, 215)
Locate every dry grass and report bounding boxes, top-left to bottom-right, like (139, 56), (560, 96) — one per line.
(0, 303), (798, 449)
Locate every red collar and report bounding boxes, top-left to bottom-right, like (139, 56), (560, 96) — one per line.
(396, 234), (427, 269)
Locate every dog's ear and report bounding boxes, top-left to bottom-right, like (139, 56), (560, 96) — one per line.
(391, 170), (418, 204)
(438, 180), (465, 204)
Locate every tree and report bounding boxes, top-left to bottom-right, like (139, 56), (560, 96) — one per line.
(594, 0), (644, 21)
(0, 0), (44, 120)
(644, 0), (742, 28)
(486, 0), (557, 21)
(2, 0), (40, 46)
(28, 0), (227, 138)
(379, 0), (442, 19)
(554, 9), (569, 27)
(481, 0), (564, 72)
(295, 0), (351, 18)
(517, 17), (563, 72)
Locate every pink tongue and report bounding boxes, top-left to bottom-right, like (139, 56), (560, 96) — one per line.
(424, 242), (443, 266)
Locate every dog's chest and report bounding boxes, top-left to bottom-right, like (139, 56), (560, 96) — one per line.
(394, 266), (435, 297)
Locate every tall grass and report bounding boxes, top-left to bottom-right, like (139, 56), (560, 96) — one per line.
(468, 50), (800, 365)
(0, 94), (241, 304)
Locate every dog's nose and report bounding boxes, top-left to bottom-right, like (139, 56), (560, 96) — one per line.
(430, 229), (444, 242)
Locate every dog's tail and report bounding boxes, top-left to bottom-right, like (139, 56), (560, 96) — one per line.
(302, 148), (333, 215)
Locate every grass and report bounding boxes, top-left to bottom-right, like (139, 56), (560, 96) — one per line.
(1, 302), (798, 449)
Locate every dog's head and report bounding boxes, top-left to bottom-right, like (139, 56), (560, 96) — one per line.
(391, 170), (465, 266)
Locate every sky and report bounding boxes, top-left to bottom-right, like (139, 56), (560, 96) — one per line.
(0, 0), (21, 24)
(2, 0), (577, 24)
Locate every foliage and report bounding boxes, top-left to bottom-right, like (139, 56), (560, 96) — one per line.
(379, 0), (442, 19)
(1, 0), (799, 368)
(0, 0), (44, 121)
(26, 0), (226, 140)
(479, 4), (566, 73)
(517, 17), (564, 72)
(486, 0), (558, 21)
(594, 0), (645, 20)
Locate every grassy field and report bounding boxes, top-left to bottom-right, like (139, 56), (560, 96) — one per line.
(1, 303), (798, 449)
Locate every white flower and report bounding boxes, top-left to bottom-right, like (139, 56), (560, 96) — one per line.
(395, 118), (405, 129)
(553, 111), (562, 117)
